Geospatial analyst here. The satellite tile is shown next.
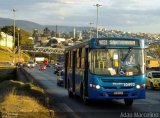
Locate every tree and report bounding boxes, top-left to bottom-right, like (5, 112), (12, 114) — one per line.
(1, 26), (32, 46)
(148, 44), (160, 70)
(43, 27), (50, 36)
(71, 37), (79, 42)
(0, 33), (1, 38)
(51, 30), (55, 37)
(1, 26), (14, 36)
(32, 29), (39, 38)
(149, 44), (160, 58)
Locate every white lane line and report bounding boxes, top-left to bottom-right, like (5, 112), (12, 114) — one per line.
(57, 103), (81, 118)
(59, 103), (74, 112)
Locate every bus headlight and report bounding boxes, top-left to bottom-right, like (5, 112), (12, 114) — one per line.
(90, 84), (101, 89)
(96, 85), (100, 89)
(136, 84), (145, 89)
(136, 85), (141, 89)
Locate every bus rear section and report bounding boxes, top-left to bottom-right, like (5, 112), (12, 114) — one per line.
(65, 37), (146, 106)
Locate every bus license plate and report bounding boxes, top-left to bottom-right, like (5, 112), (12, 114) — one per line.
(113, 92), (123, 95)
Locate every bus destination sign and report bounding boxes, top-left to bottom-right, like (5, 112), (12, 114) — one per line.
(97, 39), (139, 46)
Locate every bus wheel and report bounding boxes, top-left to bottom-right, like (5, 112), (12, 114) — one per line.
(80, 85), (90, 105)
(68, 83), (73, 98)
(68, 89), (73, 98)
(124, 99), (133, 106)
(83, 96), (90, 105)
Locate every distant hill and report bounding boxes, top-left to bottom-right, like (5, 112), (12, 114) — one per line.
(0, 18), (43, 32)
(0, 17), (90, 33)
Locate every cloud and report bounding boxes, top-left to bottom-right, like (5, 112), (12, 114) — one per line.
(0, 0), (160, 32)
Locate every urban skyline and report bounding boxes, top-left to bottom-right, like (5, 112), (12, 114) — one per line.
(0, 0), (160, 33)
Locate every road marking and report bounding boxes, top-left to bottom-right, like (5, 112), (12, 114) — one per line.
(58, 103), (74, 112)
(54, 103), (81, 118)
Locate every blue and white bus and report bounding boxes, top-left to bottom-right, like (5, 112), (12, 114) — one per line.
(64, 37), (146, 106)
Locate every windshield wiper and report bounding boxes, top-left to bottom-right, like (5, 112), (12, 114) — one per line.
(122, 48), (133, 62)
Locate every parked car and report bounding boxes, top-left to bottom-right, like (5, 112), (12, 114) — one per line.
(146, 71), (160, 89)
(57, 70), (64, 86)
(39, 64), (46, 70)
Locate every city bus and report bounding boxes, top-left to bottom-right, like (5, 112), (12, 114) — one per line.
(64, 37), (146, 106)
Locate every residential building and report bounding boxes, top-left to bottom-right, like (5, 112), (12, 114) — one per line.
(0, 32), (13, 49)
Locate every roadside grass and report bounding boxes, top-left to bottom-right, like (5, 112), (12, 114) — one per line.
(0, 46), (30, 62)
(0, 50), (13, 62)
(0, 80), (54, 118)
(0, 46), (30, 81)
(0, 46), (55, 117)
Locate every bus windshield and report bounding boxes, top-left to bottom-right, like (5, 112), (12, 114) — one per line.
(89, 49), (144, 76)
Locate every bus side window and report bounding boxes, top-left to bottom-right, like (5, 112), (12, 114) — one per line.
(76, 49), (79, 68)
(79, 48), (82, 68)
(81, 48), (85, 69)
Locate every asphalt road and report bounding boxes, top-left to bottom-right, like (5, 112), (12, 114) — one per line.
(23, 66), (160, 118)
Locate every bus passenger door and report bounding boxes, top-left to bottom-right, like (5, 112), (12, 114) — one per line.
(84, 48), (89, 97)
(72, 51), (76, 93)
(64, 52), (68, 89)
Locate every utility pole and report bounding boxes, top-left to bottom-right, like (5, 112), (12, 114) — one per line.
(17, 28), (20, 62)
(12, 9), (16, 63)
(94, 4), (102, 38)
(73, 27), (76, 38)
(56, 25), (57, 37)
(89, 22), (94, 39)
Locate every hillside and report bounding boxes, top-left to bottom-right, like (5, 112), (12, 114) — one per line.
(0, 46), (30, 63)
(0, 18), (43, 33)
(0, 80), (54, 117)
(0, 17), (90, 33)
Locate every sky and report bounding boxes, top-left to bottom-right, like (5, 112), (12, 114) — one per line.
(0, 0), (160, 33)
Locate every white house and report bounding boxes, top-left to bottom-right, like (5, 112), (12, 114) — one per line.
(0, 32), (13, 49)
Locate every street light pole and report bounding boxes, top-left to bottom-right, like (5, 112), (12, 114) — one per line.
(89, 22), (94, 39)
(94, 4), (102, 38)
(12, 9), (16, 63)
(17, 28), (20, 62)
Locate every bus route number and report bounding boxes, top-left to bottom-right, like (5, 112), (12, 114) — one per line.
(124, 83), (135, 87)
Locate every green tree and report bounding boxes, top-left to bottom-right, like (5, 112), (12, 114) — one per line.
(1, 26), (14, 36)
(0, 30), (2, 39)
(51, 30), (55, 37)
(43, 27), (50, 36)
(149, 44), (160, 58)
(1, 26), (32, 46)
(71, 38), (79, 42)
(32, 29), (39, 38)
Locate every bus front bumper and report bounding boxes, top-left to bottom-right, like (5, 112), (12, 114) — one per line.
(88, 88), (145, 100)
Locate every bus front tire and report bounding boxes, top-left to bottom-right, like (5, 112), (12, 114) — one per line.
(83, 97), (90, 105)
(68, 89), (73, 98)
(80, 84), (90, 105)
(124, 99), (133, 106)
(68, 84), (73, 98)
